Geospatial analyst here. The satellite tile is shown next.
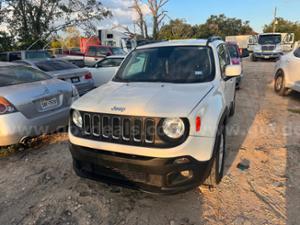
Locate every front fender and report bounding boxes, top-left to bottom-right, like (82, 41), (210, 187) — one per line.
(188, 87), (226, 138)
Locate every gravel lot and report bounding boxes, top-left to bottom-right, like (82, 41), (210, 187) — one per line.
(0, 59), (300, 225)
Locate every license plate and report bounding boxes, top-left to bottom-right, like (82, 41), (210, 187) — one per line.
(264, 56), (270, 59)
(40, 97), (58, 110)
(71, 77), (80, 83)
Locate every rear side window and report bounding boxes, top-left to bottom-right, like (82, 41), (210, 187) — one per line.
(0, 66), (51, 87)
(294, 48), (300, 58)
(96, 47), (110, 56)
(9, 52), (21, 61)
(35, 60), (78, 72)
(96, 58), (124, 67)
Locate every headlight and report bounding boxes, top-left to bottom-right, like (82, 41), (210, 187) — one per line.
(72, 110), (82, 128)
(162, 118), (185, 139)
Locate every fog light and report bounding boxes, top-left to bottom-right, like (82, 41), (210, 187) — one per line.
(180, 170), (193, 178)
(174, 157), (190, 164)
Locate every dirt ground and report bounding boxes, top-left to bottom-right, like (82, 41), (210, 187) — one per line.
(0, 59), (300, 225)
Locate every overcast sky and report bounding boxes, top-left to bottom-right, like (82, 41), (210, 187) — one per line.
(100, 0), (300, 33)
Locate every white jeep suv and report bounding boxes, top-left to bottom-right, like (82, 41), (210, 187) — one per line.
(69, 38), (241, 194)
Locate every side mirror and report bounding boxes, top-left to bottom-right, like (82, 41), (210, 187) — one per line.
(225, 65), (241, 77)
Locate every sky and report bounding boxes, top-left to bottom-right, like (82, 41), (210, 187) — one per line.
(100, 0), (300, 33)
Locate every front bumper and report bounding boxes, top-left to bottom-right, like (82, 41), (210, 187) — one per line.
(0, 108), (69, 146)
(70, 143), (212, 194)
(253, 52), (281, 59)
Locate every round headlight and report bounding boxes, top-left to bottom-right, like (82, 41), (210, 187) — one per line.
(72, 110), (82, 128)
(162, 118), (185, 139)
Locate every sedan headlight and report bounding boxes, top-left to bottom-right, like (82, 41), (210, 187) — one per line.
(72, 110), (82, 128)
(162, 118), (185, 139)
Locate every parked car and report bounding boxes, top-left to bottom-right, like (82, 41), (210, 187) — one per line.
(17, 59), (95, 96)
(0, 50), (52, 62)
(63, 46), (127, 66)
(68, 38), (242, 194)
(274, 44), (300, 95)
(87, 56), (125, 87)
(0, 62), (79, 147)
(227, 42), (244, 88)
(83, 46), (112, 66)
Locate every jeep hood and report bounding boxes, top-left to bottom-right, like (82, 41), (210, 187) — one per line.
(72, 81), (213, 117)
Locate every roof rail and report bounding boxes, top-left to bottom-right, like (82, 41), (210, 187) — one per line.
(206, 36), (223, 46)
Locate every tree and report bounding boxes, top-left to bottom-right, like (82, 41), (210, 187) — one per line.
(0, 31), (14, 51)
(1, 0), (111, 49)
(147, 0), (169, 40)
(158, 19), (195, 40)
(263, 17), (300, 41)
(131, 0), (148, 38)
(194, 14), (254, 39)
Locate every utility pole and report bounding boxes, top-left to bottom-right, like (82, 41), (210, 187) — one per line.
(273, 7), (278, 33)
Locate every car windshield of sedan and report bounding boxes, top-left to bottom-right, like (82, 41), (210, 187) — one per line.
(35, 60), (78, 72)
(0, 66), (51, 87)
(114, 46), (215, 83)
(258, 35), (281, 45)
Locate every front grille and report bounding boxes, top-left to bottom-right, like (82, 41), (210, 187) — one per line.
(262, 45), (275, 51)
(81, 112), (158, 146)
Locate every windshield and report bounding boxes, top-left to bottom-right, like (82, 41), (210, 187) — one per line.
(114, 46), (215, 83)
(25, 51), (51, 59)
(111, 47), (126, 55)
(0, 66), (51, 87)
(35, 60), (78, 72)
(258, 35), (281, 45)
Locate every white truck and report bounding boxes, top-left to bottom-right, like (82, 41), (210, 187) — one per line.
(98, 29), (136, 53)
(251, 33), (295, 61)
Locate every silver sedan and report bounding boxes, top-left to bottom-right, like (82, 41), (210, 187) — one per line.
(0, 62), (79, 146)
(18, 59), (95, 96)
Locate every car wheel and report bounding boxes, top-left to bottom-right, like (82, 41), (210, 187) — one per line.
(204, 124), (226, 187)
(251, 54), (257, 62)
(274, 71), (290, 96)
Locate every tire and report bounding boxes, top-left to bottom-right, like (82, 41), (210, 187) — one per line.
(229, 93), (236, 117)
(251, 54), (257, 62)
(274, 70), (290, 96)
(204, 123), (226, 187)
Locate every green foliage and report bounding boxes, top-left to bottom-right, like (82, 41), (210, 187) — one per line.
(158, 19), (196, 40)
(1, 0), (111, 50)
(0, 31), (14, 51)
(263, 18), (300, 41)
(159, 14), (255, 40)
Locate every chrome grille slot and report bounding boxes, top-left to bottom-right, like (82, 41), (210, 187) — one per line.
(133, 119), (142, 142)
(112, 117), (121, 139)
(262, 45), (275, 51)
(92, 114), (101, 136)
(122, 118), (131, 141)
(79, 113), (165, 147)
(83, 114), (91, 135)
(145, 119), (155, 143)
(102, 116), (111, 138)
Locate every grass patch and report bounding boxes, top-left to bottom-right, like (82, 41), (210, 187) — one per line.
(288, 109), (300, 115)
(0, 146), (17, 158)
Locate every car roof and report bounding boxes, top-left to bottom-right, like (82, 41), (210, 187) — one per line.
(106, 55), (126, 59)
(0, 62), (22, 67)
(136, 39), (223, 49)
(21, 58), (65, 64)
